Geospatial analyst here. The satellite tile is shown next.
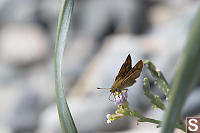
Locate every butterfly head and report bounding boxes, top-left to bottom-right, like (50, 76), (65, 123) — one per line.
(110, 87), (122, 94)
(109, 88), (115, 93)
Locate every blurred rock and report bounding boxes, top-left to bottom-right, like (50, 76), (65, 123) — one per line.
(0, 0), (59, 43)
(0, 24), (50, 66)
(9, 90), (40, 133)
(0, 64), (22, 85)
(115, 122), (160, 133)
(36, 0), (59, 39)
(0, 83), (22, 129)
(0, 0), (37, 24)
(26, 62), (55, 106)
(0, 1), (199, 133)
(182, 87), (200, 118)
(63, 36), (98, 89)
(150, 0), (199, 26)
(37, 104), (60, 133)
(0, 124), (11, 133)
(146, 1), (199, 83)
(72, 0), (154, 43)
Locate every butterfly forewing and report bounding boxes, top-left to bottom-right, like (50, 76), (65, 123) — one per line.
(121, 60), (143, 88)
(124, 60), (143, 80)
(115, 54), (132, 81)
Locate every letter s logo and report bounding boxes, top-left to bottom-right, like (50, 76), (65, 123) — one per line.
(188, 119), (198, 132)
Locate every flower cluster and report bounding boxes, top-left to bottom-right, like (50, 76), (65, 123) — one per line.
(106, 91), (130, 124)
(106, 113), (124, 124)
(114, 91), (128, 106)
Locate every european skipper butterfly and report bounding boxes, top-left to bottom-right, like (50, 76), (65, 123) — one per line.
(97, 54), (143, 99)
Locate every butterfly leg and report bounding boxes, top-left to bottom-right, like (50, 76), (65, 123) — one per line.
(122, 89), (128, 93)
(108, 93), (115, 102)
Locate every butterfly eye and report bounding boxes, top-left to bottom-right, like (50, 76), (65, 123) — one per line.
(110, 90), (114, 93)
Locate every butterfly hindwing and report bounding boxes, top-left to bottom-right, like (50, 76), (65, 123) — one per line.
(133, 60), (143, 73)
(115, 54), (132, 81)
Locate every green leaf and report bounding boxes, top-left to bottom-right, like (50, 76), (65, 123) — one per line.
(144, 60), (170, 99)
(161, 7), (200, 133)
(143, 78), (165, 110)
(54, 0), (78, 133)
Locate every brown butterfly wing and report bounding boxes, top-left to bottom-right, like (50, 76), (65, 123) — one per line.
(121, 60), (143, 88)
(124, 60), (143, 79)
(115, 54), (132, 81)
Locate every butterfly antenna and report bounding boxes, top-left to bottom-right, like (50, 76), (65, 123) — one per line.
(97, 88), (110, 90)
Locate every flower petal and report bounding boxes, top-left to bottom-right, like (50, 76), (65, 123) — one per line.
(106, 114), (111, 119)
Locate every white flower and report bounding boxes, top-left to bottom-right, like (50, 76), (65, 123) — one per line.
(106, 114), (112, 124)
(107, 119), (111, 124)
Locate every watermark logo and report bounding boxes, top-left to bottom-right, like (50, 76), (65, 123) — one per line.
(187, 117), (200, 133)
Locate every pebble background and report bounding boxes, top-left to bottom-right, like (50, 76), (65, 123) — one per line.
(0, 0), (200, 133)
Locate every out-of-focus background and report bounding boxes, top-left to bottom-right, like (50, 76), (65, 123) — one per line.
(1, 0), (200, 133)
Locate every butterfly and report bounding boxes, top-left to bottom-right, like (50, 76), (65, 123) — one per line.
(97, 54), (143, 100)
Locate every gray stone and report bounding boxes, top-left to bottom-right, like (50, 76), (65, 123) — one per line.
(71, 0), (152, 42)
(0, 0), (37, 23)
(0, 83), (22, 130)
(182, 88), (200, 118)
(9, 90), (40, 133)
(0, 124), (11, 133)
(0, 24), (50, 66)
(26, 62), (55, 105)
(62, 36), (98, 89)
(37, 104), (60, 133)
(36, 0), (59, 39)
(0, 65), (22, 85)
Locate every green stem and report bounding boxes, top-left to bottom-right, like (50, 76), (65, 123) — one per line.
(131, 110), (185, 132)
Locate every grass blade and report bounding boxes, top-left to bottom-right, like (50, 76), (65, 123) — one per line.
(54, 0), (78, 132)
(161, 7), (200, 133)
